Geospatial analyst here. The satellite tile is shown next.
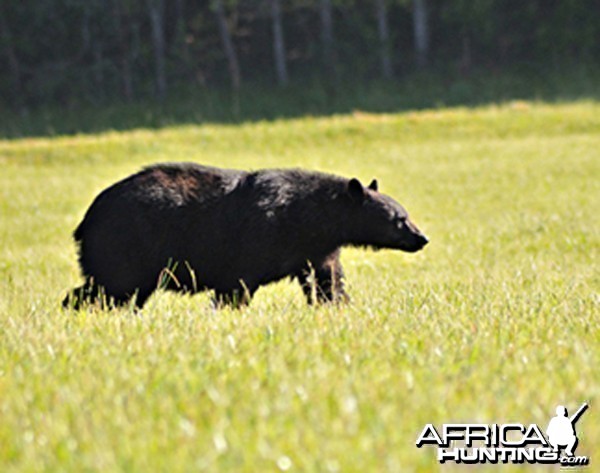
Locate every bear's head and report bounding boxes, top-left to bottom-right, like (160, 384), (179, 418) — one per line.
(346, 178), (428, 252)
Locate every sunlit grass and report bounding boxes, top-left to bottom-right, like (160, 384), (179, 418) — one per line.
(0, 101), (598, 471)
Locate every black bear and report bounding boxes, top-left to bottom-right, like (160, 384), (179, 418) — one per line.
(63, 162), (428, 309)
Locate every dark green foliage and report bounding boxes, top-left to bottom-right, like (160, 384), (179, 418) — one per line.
(1, 65), (598, 138)
(0, 0), (598, 110)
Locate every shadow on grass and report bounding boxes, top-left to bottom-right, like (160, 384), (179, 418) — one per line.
(1, 65), (599, 139)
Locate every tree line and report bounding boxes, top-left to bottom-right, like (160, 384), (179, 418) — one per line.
(1, 0), (598, 108)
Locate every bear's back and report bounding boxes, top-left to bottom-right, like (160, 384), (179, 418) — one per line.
(122, 162), (245, 208)
(74, 162), (245, 241)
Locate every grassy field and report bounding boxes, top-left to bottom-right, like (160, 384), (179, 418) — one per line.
(0, 101), (598, 471)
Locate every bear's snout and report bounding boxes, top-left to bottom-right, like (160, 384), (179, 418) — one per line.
(416, 233), (429, 247)
(406, 233), (428, 252)
(401, 218), (428, 252)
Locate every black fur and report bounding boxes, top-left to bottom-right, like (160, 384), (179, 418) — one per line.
(63, 162), (428, 309)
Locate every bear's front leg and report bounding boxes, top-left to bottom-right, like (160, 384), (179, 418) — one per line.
(213, 285), (254, 309)
(298, 249), (349, 305)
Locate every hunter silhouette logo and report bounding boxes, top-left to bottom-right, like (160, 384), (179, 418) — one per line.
(547, 403), (588, 457)
(416, 402), (590, 466)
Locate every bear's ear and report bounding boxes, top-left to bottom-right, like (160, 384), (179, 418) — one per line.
(368, 179), (378, 191)
(348, 178), (365, 203)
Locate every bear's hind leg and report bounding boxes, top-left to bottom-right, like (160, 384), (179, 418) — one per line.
(63, 277), (151, 310)
(62, 278), (100, 310)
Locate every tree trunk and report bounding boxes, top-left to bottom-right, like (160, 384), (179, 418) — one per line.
(114, 1), (134, 101)
(270, 0), (288, 86)
(213, 0), (241, 92)
(459, 32), (472, 77)
(121, 54), (134, 101)
(412, 0), (429, 68)
(319, 0), (336, 80)
(175, 0), (186, 44)
(147, 0), (167, 100)
(0, 12), (22, 101)
(376, 0), (393, 79)
(173, 0), (190, 64)
(93, 43), (104, 96)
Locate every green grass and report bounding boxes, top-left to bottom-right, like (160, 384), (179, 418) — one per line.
(0, 101), (599, 471)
